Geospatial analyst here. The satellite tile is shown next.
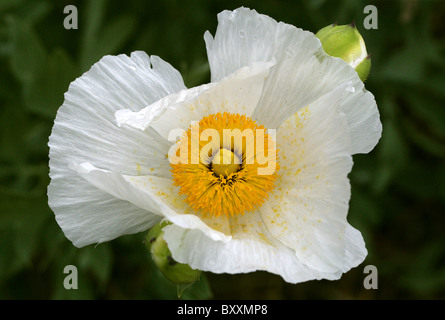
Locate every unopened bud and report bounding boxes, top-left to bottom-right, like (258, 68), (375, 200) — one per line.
(316, 23), (371, 81)
(146, 221), (201, 285)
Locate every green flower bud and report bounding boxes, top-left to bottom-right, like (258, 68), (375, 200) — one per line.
(316, 23), (371, 81)
(146, 221), (201, 285)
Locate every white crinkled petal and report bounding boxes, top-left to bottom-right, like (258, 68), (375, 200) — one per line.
(163, 224), (344, 284)
(115, 84), (214, 132)
(48, 52), (187, 247)
(343, 224), (367, 272)
(49, 51), (185, 176)
(259, 84), (366, 273)
(205, 7), (381, 154)
(48, 171), (162, 248)
(204, 8), (278, 83)
(338, 85), (382, 154)
(115, 61), (274, 140)
(71, 162), (231, 243)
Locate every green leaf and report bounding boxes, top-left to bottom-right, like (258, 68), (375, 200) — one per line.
(373, 119), (409, 193)
(6, 16), (46, 85)
(0, 103), (27, 162)
(181, 273), (213, 300)
(180, 59), (210, 88)
(404, 90), (445, 139)
(349, 189), (381, 228)
(79, 0), (107, 70)
(24, 48), (77, 118)
(94, 14), (137, 58)
(0, 0), (24, 11)
(403, 118), (445, 159)
(79, 2), (136, 70)
(8, 0), (51, 25)
(0, 189), (49, 276)
(399, 243), (445, 295)
(0, 228), (18, 283)
(77, 244), (113, 287)
(50, 246), (96, 300)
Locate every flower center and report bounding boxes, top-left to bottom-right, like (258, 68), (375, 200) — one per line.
(211, 148), (241, 177)
(170, 112), (279, 217)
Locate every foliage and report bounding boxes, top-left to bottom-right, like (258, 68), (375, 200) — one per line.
(0, 0), (444, 299)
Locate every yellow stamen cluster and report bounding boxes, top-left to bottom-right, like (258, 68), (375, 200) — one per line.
(170, 112), (279, 218)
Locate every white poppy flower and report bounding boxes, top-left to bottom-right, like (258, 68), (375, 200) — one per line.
(48, 7), (382, 284)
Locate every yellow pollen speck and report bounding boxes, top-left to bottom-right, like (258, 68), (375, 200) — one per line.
(170, 112), (280, 218)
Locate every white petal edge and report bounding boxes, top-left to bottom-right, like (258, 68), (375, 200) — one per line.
(115, 61), (275, 140)
(205, 7), (382, 155)
(48, 51), (185, 177)
(163, 223), (362, 284)
(71, 162), (231, 243)
(48, 167), (162, 248)
(259, 83), (360, 273)
(48, 51), (188, 246)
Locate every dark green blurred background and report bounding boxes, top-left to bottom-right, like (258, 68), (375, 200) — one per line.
(1, 0), (444, 299)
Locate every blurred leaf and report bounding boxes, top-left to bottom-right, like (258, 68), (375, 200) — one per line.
(95, 14), (137, 58)
(50, 245), (96, 300)
(6, 16), (46, 85)
(77, 244), (113, 288)
(423, 75), (445, 101)
(79, 0), (106, 70)
(180, 59), (210, 88)
(0, 228), (18, 283)
(400, 88), (445, 158)
(403, 118), (445, 159)
(404, 91), (445, 138)
(0, 188), (49, 279)
(399, 242), (445, 295)
(0, 102), (27, 162)
(373, 116), (409, 193)
(7, 0), (51, 25)
(381, 43), (425, 84)
(51, 274), (95, 300)
(349, 189), (381, 228)
(394, 160), (444, 200)
(0, 0), (24, 11)
(79, 2), (137, 70)
(38, 216), (70, 272)
(181, 273), (213, 300)
(24, 48), (78, 118)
